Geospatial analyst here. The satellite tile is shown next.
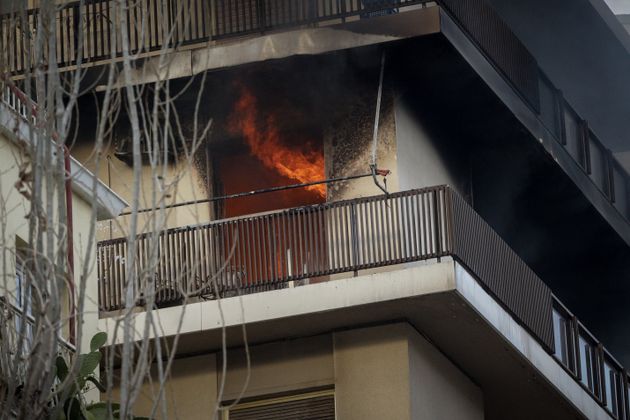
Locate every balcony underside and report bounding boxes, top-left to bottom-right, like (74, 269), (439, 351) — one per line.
(100, 260), (613, 420)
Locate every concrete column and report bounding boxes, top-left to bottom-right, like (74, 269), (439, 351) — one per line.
(110, 353), (218, 419)
(334, 323), (483, 420)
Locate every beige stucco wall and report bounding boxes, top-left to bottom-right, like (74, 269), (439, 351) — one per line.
(110, 354), (218, 420)
(408, 325), (484, 420)
(0, 128), (101, 399)
(0, 132), (30, 303)
(334, 323), (484, 420)
(108, 322), (482, 419)
(334, 324), (412, 420)
(71, 142), (212, 241)
(220, 334), (334, 401)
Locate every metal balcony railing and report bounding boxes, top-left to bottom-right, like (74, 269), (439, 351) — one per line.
(98, 186), (451, 312)
(0, 0), (429, 75)
(97, 185), (555, 351)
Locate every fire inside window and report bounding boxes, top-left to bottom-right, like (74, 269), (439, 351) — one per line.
(215, 84), (326, 218)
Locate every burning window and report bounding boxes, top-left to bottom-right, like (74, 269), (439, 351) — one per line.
(215, 84), (326, 218)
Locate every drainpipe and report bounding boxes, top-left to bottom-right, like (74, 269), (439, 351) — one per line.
(62, 146), (75, 345)
(2, 78), (76, 345)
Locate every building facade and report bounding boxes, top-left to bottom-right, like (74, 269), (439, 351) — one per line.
(2, 0), (629, 418)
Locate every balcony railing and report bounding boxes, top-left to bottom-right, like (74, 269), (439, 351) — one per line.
(552, 297), (629, 418)
(97, 185), (555, 350)
(0, 0), (429, 75)
(98, 187), (451, 311)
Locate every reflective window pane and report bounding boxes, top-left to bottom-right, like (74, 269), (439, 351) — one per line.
(603, 360), (620, 416)
(588, 135), (608, 195)
(578, 335), (596, 393)
(564, 106), (584, 167)
(552, 308), (570, 367)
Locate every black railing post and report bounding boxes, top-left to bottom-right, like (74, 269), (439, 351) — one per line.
(433, 188), (442, 260)
(256, 0), (266, 33)
(340, 0), (346, 22)
(350, 201), (360, 276)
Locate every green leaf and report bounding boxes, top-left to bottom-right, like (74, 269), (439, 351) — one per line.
(87, 402), (119, 420)
(78, 352), (102, 379)
(56, 356), (69, 382)
(81, 402), (97, 420)
(66, 397), (83, 420)
(90, 332), (108, 352)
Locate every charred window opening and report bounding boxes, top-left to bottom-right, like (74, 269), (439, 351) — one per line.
(211, 83), (326, 219)
(205, 51), (385, 219)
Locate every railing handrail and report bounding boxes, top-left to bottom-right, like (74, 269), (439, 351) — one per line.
(97, 185), (452, 311)
(98, 185), (448, 245)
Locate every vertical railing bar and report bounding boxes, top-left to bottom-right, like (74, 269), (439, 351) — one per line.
(264, 216), (272, 284)
(410, 191), (418, 258)
(292, 211), (300, 278)
(304, 207), (311, 277)
(243, 219), (252, 289)
(319, 206), (327, 274)
(368, 199), (375, 265)
(418, 193), (426, 257)
(356, 202), (364, 266)
(283, 212), (289, 282)
(269, 215), (278, 284)
(378, 198), (387, 262)
(107, 244), (114, 311)
(404, 194), (412, 260)
(311, 207), (320, 275)
(97, 245), (103, 311)
(344, 204), (352, 268)
(350, 202), (359, 272)
(104, 244), (110, 311)
(335, 204), (343, 270)
(296, 209), (304, 277)
(254, 217), (263, 286)
(330, 205), (339, 270)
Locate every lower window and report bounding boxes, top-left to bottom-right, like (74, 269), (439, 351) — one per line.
(222, 389), (335, 420)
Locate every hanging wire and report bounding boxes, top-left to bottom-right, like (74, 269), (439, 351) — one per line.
(118, 170), (389, 215)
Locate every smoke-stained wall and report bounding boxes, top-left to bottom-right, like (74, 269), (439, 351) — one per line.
(394, 94), (468, 196)
(324, 84), (399, 202)
(70, 91), (214, 241)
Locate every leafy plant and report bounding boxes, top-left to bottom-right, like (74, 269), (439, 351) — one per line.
(54, 332), (148, 420)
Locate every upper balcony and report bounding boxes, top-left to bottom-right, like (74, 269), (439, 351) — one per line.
(5, 0), (629, 245)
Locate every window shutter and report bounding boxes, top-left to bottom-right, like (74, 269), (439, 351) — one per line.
(227, 391), (334, 420)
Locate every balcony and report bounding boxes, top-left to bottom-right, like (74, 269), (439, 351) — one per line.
(1, 0), (431, 76)
(5, 0), (629, 243)
(98, 185), (552, 344)
(98, 184), (630, 418)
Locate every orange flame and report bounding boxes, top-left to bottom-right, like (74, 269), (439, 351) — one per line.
(228, 87), (326, 198)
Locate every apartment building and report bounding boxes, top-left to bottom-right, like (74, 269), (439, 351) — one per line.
(0, 84), (126, 404)
(3, 0), (630, 418)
